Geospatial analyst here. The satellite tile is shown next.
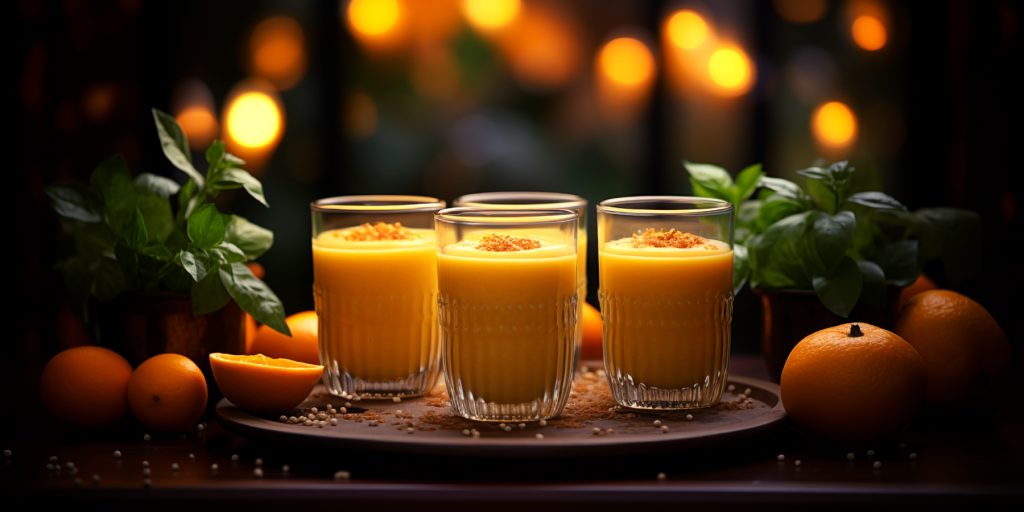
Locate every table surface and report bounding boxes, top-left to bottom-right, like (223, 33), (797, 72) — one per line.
(4, 355), (1023, 509)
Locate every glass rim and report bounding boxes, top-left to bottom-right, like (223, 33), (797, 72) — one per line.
(435, 207), (579, 226)
(597, 196), (733, 216)
(454, 191), (586, 211)
(310, 195), (445, 213)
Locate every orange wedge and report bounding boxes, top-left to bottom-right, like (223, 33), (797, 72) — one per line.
(209, 353), (323, 414)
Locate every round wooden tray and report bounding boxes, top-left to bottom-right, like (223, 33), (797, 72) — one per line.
(216, 372), (785, 458)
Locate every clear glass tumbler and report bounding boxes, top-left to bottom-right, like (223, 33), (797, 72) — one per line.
(597, 196), (734, 410)
(435, 207), (579, 422)
(311, 195), (445, 398)
(454, 192), (589, 366)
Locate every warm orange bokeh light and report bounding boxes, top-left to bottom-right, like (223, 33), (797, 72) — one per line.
(773, 0), (827, 23)
(225, 91), (283, 150)
(496, 5), (582, 91)
(665, 10), (710, 50)
(347, 0), (402, 37)
(707, 44), (755, 96)
(462, 0), (520, 31)
(175, 106), (218, 150)
(250, 17), (306, 90)
(346, 92), (378, 139)
(851, 15), (887, 51)
(812, 101), (858, 150)
(598, 37), (655, 87)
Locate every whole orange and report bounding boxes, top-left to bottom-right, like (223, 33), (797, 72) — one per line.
(40, 346), (133, 428)
(250, 310), (319, 365)
(580, 302), (603, 361)
(895, 290), (1011, 407)
(127, 353), (208, 433)
(898, 274), (937, 311)
(781, 323), (926, 441)
(210, 353), (323, 414)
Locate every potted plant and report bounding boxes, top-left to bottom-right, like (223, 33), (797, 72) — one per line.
(47, 109), (291, 367)
(684, 160), (980, 380)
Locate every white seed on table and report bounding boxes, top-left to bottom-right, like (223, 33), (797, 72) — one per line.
(867, 449), (875, 456)
(727, 384), (736, 392)
(113, 450), (122, 458)
(45, 464), (54, 471)
(339, 407), (348, 414)
(873, 461), (882, 469)
(606, 428), (615, 434)
(188, 453), (195, 460)
(794, 460), (802, 467)
(657, 472), (667, 481)
(518, 423), (526, 430)
(847, 453), (856, 461)
(330, 418), (338, 426)
(289, 416), (298, 423)
(279, 415), (287, 422)
(344, 402), (352, 408)
(255, 458), (263, 466)
(909, 453), (918, 460)
(777, 454), (785, 461)
(253, 468), (264, 478)
(334, 470), (351, 480)
(592, 428), (601, 436)
(462, 429), (471, 436)
(211, 463), (219, 471)
(535, 433), (544, 439)
(142, 460), (149, 467)
(142, 468), (151, 476)
(3, 449), (12, 457)
(744, 388), (752, 396)
(66, 462), (75, 469)
(143, 434), (151, 442)
(502, 426), (512, 432)
(304, 420), (314, 426)
(197, 423), (206, 431)
(660, 425), (670, 433)
(539, 419), (547, 427)
(653, 420), (662, 427)
(310, 407), (318, 414)
(392, 397), (401, 403)
(282, 465), (290, 473)
(171, 463), (179, 471)
(396, 410), (403, 415)
(49, 455), (58, 463)
(230, 454), (239, 462)
(406, 427), (415, 434)
(685, 414), (694, 421)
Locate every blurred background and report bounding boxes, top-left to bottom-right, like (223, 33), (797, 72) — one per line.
(13, 0), (1022, 365)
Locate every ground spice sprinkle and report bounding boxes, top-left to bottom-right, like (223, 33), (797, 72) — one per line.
(343, 222), (412, 241)
(476, 233), (541, 252)
(631, 228), (713, 249)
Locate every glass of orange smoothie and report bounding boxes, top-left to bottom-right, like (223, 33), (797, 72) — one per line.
(597, 196), (734, 410)
(435, 208), (579, 422)
(454, 193), (588, 368)
(311, 195), (445, 398)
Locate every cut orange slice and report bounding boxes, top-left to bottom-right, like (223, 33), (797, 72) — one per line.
(209, 353), (323, 414)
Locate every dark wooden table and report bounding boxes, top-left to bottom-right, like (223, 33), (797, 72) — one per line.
(4, 355), (1023, 509)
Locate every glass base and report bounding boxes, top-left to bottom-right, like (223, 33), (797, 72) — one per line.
(607, 370), (727, 410)
(323, 366), (438, 399)
(445, 387), (570, 423)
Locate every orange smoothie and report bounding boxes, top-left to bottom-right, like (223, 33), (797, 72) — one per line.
(312, 224), (439, 394)
(599, 231), (733, 391)
(439, 235), (577, 409)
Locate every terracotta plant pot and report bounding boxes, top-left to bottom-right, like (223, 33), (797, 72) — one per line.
(95, 292), (245, 380)
(755, 288), (901, 382)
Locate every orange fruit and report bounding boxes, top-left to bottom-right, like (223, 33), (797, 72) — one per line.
(40, 346), (133, 428)
(249, 310), (320, 365)
(895, 290), (1012, 407)
(781, 323), (926, 441)
(209, 353), (323, 414)
(898, 274), (937, 310)
(127, 353), (208, 433)
(580, 302), (603, 361)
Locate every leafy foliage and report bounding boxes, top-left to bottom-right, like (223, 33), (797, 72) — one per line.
(685, 160), (980, 317)
(47, 109), (290, 335)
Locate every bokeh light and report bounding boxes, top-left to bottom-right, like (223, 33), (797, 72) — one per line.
(598, 37), (655, 87)
(348, 0), (401, 36)
(851, 15), (887, 51)
(496, 5), (582, 91)
(462, 0), (520, 32)
(249, 17), (306, 90)
(224, 90), (283, 150)
(665, 10), (710, 50)
(812, 101), (858, 151)
(707, 44), (755, 96)
(175, 106), (218, 149)
(345, 92), (378, 139)
(773, 0), (827, 23)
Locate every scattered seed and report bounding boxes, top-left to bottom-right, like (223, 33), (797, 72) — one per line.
(777, 454), (785, 461)
(344, 402), (352, 408)
(396, 410), (403, 415)
(289, 416), (298, 423)
(685, 414), (694, 421)
(406, 427), (415, 434)
(197, 423), (206, 432)
(867, 449), (875, 456)
(368, 421), (377, 427)
(535, 433), (544, 439)
(653, 420), (662, 427)
(518, 423), (526, 430)
(3, 449), (11, 457)
(330, 418), (338, 426)
(794, 460), (802, 467)
(727, 384), (736, 392)
(304, 420), (314, 427)
(230, 454), (239, 462)
(539, 419), (547, 427)
(142, 460), (149, 467)
(462, 429), (471, 437)
(142, 468), (151, 476)
(143, 434), (152, 442)
(279, 415), (287, 422)
(606, 428), (615, 434)
(846, 453), (856, 461)
(311, 407), (318, 414)
(46, 463), (55, 471)
(873, 461), (882, 469)
(471, 430), (481, 438)
(502, 425), (512, 432)
(339, 407), (348, 414)
(188, 453), (195, 460)
(909, 453), (918, 460)
(66, 461), (75, 469)
(660, 425), (670, 433)
(743, 388), (752, 396)
(392, 397), (401, 403)
(282, 465), (290, 473)
(334, 470), (351, 480)
(113, 450), (122, 458)
(171, 463), (179, 471)
(592, 428), (601, 436)
(657, 472), (667, 481)
(317, 421), (324, 428)
(253, 468), (264, 478)
(211, 463), (219, 471)
(49, 456), (58, 463)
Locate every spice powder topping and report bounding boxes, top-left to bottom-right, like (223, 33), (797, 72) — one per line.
(475, 233), (542, 252)
(342, 222), (413, 241)
(631, 228), (714, 249)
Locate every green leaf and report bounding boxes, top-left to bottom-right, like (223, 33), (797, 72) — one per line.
(732, 243), (749, 295)
(224, 215), (274, 259)
(805, 178), (838, 214)
(809, 211), (856, 275)
(857, 259), (887, 307)
(812, 256), (863, 318)
(758, 176), (806, 201)
(912, 208), (982, 286)
(178, 249), (209, 282)
(90, 256), (128, 301)
(91, 155), (137, 233)
(756, 194), (808, 230)
(219, 262), (290, 335)
(217, 168), (268, 207)
(224, 152), (246, 166)
(70, 222), (117, 259)
(152, 108), (204, 186)
(846, 191), (907, 212)
(734, 164), (763, 202)
(136, 193), (174, 243)
(191, 270), (232, 315)
(796, 166), (830, 181)
(124, 209), (149, 249)
(176, 179), (198, 221)
(134, 173), (181, 198)
(139, 243), (173, 261)
(186, 204), (226, 249)
(684, 161), (735, 202)
(875, 239), (919, 287)
(46, 185), (102, 222)
(748, 212), (813, 289)
(205, 140), (226, 168)
(211, 242), (247, 265)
